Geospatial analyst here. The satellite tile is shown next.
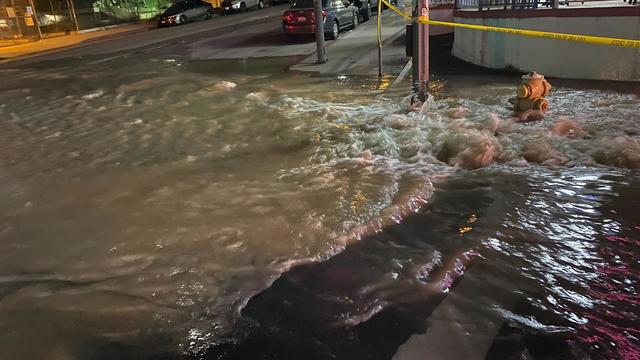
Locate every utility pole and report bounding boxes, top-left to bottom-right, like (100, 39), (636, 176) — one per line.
(27, 0), (42, 39)
(411, 0), (428, 100)
(66, 0), (79, 33)
(418, 0), (428, 95)
(376, 0), (382, 77)
(411, 0), (419, 94)
(10, 0), (23, 37)
(314, 0), (326, 63)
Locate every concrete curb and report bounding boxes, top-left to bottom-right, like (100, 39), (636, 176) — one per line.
(390, 57), (412, 89)
(81, 25), (152, 43)
(77, 21), (141, 34)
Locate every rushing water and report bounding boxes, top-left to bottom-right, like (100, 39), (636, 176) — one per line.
(0, 54), (638, 359)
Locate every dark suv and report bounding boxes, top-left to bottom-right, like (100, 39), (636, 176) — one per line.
(282, 0), (359, 39)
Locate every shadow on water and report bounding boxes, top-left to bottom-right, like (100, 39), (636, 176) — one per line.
(197, 173), (530, 360)
(194, 168), (640, 360)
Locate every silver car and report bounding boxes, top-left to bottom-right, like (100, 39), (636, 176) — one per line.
(221, 0), (265, 13)
(158, 0), (213, 27)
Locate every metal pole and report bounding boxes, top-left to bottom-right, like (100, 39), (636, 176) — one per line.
(376, 0), (382, 77)
(27, 0), (42, 39)
(10, 0), (23, 37)
(67, 0), (79, 32)
(47, 0), (56, 32)
(314, 0), (326, 63)
(411, 0), (418, 93)
(418, 0), (428, 95)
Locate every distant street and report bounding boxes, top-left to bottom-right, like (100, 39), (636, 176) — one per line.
(3, 3), (325, 66)
(0, 2), (413, 78)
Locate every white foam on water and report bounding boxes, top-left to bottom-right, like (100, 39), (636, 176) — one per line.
(1, 66), (639, 357)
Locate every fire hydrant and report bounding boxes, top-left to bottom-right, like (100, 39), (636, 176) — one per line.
(509, 72), (552, 114)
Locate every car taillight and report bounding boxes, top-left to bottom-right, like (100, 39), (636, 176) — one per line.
(282, 11), (295, 24)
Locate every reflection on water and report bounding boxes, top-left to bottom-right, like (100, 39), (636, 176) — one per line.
(205, 169), (639, 360)
(0, 55), (638, 359)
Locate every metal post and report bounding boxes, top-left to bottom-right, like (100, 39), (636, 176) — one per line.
(411, 0), (418, 93)
(27, 0), (42, 39)
(10, 0), (23, 37)
(376, 0), (382, 77)
(66, 0), (79, 32)
(418, 0), (428, 96)
(47, 0), (57, 32)
(314, 0), (326, 63)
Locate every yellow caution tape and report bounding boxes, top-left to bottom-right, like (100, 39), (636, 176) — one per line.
(380, 0), (640, 49)
(422, 18), (640, 48)
(380, 0), (412, 21)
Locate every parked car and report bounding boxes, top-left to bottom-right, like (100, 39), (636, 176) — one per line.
(282, 0), (359, 40)
(221, 0), (265, 13)
(351, 0), (378, 22)
(158, 0), (213, 27)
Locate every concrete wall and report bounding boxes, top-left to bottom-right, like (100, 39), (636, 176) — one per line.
(451, 10), (640, 81)
(429, 5), (454, 36)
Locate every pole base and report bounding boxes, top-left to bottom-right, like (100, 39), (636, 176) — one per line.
(410, 89), (429, 108)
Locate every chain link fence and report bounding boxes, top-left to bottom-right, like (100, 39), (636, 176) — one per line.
(1, 0), (171, 40)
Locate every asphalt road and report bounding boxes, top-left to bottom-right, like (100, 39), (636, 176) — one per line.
(3, 3), (326, 67)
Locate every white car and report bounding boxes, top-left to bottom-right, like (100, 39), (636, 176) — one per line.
(221, 0), (265, 13)
(158, 0), (213, 27)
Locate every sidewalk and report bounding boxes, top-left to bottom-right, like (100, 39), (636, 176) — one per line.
(290, 9), (409, 76)
(0, 22), (151, 60)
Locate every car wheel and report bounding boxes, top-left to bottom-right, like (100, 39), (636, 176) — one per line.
(351, 11), (358, 29)
(179, 14), (187, 24)
(362, 1), (371, 21)
(240, 2), (247, 11)
(326, 20), (338, 40)
(258, 0), (264, 8)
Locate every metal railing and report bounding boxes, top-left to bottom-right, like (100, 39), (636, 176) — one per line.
(429, 0), (456, 6)
(455, 0), (634, 10)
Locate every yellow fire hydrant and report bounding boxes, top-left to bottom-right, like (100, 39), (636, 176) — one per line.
(509, 72), (552, 114)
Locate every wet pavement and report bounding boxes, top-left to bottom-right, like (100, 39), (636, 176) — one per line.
(0, 15), (639, 360)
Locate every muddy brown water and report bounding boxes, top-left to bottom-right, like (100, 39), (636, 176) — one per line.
(0, 50), (638, 359)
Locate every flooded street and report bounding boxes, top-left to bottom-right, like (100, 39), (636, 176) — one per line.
(0, 52), (638, 359)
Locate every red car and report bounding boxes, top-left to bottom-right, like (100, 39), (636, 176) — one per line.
(282, 0), (359, 39)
